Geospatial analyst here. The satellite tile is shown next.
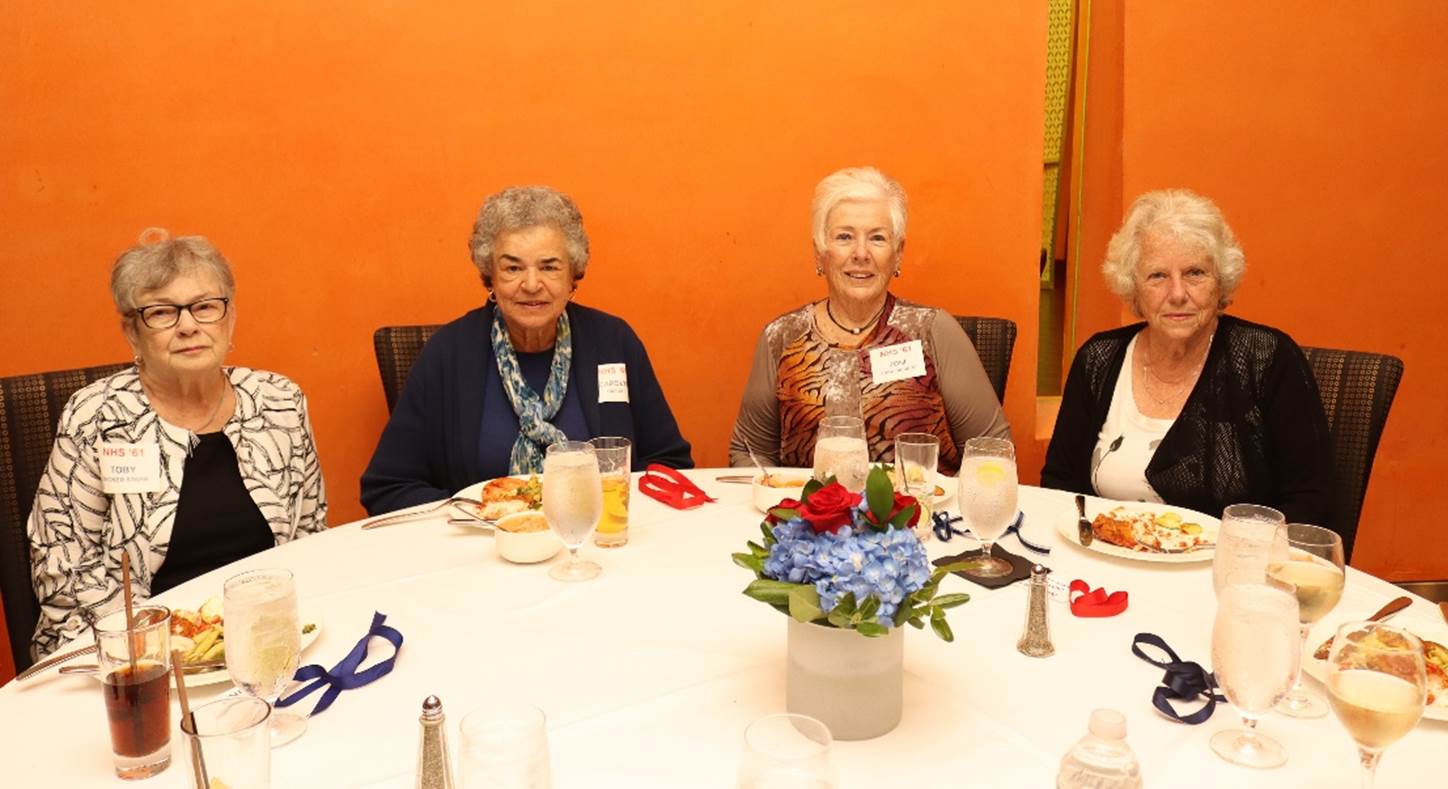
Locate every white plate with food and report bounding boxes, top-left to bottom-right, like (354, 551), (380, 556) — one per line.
(1055, 498), (1219, 563)
(157, 597), (322, 688)
(1301, 617), (1448, 723)
(455, 474), (544, 527)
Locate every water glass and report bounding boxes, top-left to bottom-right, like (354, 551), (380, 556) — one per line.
(893, 433), (939, 499)
(1209, 583), (1301, 768)
(94, 605), (173, 780)
(1268, 523), (1345, 718)
(459, 704), (551, 789)
(812, 415), (869, 492)
(1326, 621), (1427, 788)
(589, 436), (632, 548)
(543, 441), (604, 581)
(224, 568), (306, 747)
(180, 696), (271, 789)
(1212, 504), (1286, 595)
(738, 713), (835, 788)
(957, 436), (1018, 578)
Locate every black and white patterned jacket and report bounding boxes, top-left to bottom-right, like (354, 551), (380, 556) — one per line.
(27, 366), (327, 659)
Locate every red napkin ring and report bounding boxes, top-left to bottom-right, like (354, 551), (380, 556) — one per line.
(638, 464), (716, 510)
(1069, 579), (1129, 617)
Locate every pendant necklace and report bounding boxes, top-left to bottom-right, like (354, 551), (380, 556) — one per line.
(825, 299), (887, 336)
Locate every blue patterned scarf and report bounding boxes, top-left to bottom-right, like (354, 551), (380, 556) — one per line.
(491, 309), (573, 474)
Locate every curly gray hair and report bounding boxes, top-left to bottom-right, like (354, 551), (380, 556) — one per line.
(1102, 189), (1246, 314)
(811, 166), (907, 255)
(468, 186), (590, 287)
(110, 229), (236, 315)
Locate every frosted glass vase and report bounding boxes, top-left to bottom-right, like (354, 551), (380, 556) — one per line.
(785, 618), (904, 740)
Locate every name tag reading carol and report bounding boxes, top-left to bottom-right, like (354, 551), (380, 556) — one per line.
(869, 340), (927, 385)
(97, 441), (163, 493)
(598, 363), (629, 404)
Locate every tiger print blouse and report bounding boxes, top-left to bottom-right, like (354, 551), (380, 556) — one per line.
(730, 295), (1010, 474)
(27, 366), (327, 659)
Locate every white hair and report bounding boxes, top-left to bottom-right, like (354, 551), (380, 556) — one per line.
(469, 185), (590, 286)
(110, 229), (236, 315)
(810, 166), (907, 255)
(1102, 189), (1246, 312)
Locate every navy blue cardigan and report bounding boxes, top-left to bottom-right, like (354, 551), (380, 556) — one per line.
(361, 303), (693, 515)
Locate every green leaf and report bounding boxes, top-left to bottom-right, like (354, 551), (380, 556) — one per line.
(759, 522), (777, 546)
(929, 608), (954, 642)
(827, 608), (853, 628)
(801, 477), (826, 498)
(856, 595), (880, 621)
(787, 585), (824, 623)
(743, 579), (797, 606)
(907, 617), (925, 629)
(768, 507), (800, 523)
(856, 621), (889, 637)
(889, 503), (918, 529)
(932, 593), (971, 610)
(834, 592), (858, 616)
(865, 466), (895, 525)
(732, 552), (764, 573)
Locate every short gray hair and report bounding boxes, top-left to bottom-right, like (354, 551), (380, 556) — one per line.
(811, 166), (908, 255)
(1102, 189), (1246, 312)
(110, 229), (236, 315)
(468, 186), (590, 287)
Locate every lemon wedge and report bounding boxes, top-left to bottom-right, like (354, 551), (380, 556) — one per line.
(973, 462), (1006, 486)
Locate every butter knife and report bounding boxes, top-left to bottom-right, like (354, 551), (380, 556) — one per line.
(1312, 595), (1412, 660)
(1074, 494), (1093, 546)
(16, 643), (99, 681)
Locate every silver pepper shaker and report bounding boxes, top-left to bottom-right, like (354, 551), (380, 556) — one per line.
(1017, 564), (1055, 658)
(417, 695), (456, 789)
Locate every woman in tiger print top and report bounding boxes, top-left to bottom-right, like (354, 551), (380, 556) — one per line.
(729, 167), (1009, 474)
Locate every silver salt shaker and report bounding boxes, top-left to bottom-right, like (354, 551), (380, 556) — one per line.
(1017, 564), (1055, 658)
(417, 695), (456, 789)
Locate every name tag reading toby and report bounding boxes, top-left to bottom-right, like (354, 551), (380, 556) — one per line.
(97, 441), (163, 494)
(869, 340), (927, 385)
(598, 363), (629, 404)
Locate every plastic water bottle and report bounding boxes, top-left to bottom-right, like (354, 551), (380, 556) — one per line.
(1056, 709), (1143, 788)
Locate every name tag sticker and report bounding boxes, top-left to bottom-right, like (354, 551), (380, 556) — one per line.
(97, 441), (163, 494)
(598, 363), (629, 404)
(869, 340), (927, 385)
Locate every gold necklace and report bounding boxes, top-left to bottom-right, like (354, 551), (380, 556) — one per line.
(1139, 335), (1210, 408)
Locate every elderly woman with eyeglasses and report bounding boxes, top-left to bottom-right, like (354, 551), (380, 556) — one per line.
(360, 185), (693, 515)
(1042, 189), (1333, 529)
(27, 231), (326, 659)
(729, 166), (1009, 474)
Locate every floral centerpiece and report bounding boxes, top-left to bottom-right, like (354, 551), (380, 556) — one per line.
(732, 465), (970, 639)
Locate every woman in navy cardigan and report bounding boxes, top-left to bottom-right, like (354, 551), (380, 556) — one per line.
(361, 187), (693, 515)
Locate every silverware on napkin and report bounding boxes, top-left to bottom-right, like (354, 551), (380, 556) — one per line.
(60, 657), (227, 676)
(16, 643), (99, 681)
(1074, 494), (1093, 546)
(362, 496), (483, 530)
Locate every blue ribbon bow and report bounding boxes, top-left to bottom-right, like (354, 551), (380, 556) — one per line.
(932, 511), (1050, 555)
(275, 611), (404, 717)
(1131, 633), (1225, 725)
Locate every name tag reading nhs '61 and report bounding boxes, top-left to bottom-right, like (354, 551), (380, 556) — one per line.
(869, 340), (927, 385)
(97, 441), (163, 494)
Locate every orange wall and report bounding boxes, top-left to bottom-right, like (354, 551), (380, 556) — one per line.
(1070, 1), (1448, 578)
(0, 0), (1049, 668)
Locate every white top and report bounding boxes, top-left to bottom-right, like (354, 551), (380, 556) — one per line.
(1091, 334), (1171, 503)
(3, 472), (1444, 788)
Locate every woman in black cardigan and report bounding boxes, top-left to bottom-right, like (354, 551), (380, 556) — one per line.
(1042, 190), (1336, 549)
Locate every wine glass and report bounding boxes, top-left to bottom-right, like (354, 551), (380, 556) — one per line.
(1209, 582), (1301, 768)
(811, 416), (869, 493)
(1326, 621), (1427, 788)
(956, 436), (1017, 577)
(1212, 504), (1286, 595)
(543, 441), (604, 581)
(1267, 523), (1346, 718)
(223, 568), (305, 747)
(737, 713), (835, 789)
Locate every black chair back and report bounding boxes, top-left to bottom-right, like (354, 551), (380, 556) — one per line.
(0, 362), (128, 671)
(372, 325), (442, 413)
(955, 316), (1018, 403)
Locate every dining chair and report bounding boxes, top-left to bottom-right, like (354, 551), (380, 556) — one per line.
(1301, 346), (1404, 564)
(372, 325), (442, 413)
(0, 362), (129, 672)
(955, 315), (1018, 403)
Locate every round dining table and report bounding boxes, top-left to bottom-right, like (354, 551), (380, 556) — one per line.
(3, 469), (1444, 787)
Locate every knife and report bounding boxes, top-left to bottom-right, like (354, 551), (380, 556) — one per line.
(1074, 494), (1093, 546)
(15, 643), (99, 681)
(1312, 595), (1412, 660)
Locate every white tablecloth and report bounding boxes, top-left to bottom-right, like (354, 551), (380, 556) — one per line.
(2, 470), (1444, 787)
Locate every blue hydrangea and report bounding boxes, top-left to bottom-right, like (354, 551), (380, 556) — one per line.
(762, 513), (930, 627)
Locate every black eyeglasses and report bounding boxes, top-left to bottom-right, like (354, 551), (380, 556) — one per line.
(131, 297), (230, 329)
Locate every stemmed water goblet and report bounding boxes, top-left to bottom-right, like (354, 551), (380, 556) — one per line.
(1267, 523), (1346, 718)
(1209, 582), (1301, 768)
(956, 436), (1017, 577)
(223, 568), (306, 747)
(1212, 504), (1286, 595)
(542, 441), (604, 581)
(1326, 621), (1427, 788)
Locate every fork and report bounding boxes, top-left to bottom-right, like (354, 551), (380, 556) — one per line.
(361, 496), (483, 530)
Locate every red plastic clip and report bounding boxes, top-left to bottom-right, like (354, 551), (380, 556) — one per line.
(638, 464), (716, 510)
(1069, 579), (1129, 617)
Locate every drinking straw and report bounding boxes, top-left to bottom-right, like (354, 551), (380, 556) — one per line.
(172, 650), (211, 789)
(120, 553), (138, 673)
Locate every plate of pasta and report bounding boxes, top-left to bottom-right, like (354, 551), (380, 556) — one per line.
(1055, 498), (1219, 563)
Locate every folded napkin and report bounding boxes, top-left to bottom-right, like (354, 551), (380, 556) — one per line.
(275, 611), (403, 717)
(638, 464), (715, 510)
(1131, 633), (1224, 724)
(1069, 579), (1129, 617)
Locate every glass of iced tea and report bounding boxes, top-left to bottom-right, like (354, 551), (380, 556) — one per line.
(93, 604), (173, 780)
(589, 436), (632, 548)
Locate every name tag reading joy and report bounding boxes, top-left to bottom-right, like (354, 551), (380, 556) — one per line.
(598, 363), (629, 404)
(97, 441), (163, 494)
(869, 340), (927, 385)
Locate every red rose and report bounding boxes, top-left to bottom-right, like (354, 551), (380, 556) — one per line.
(864, 492), (922, 529)
(765, 497), (802, 525)
(798, 483), (862, 534)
